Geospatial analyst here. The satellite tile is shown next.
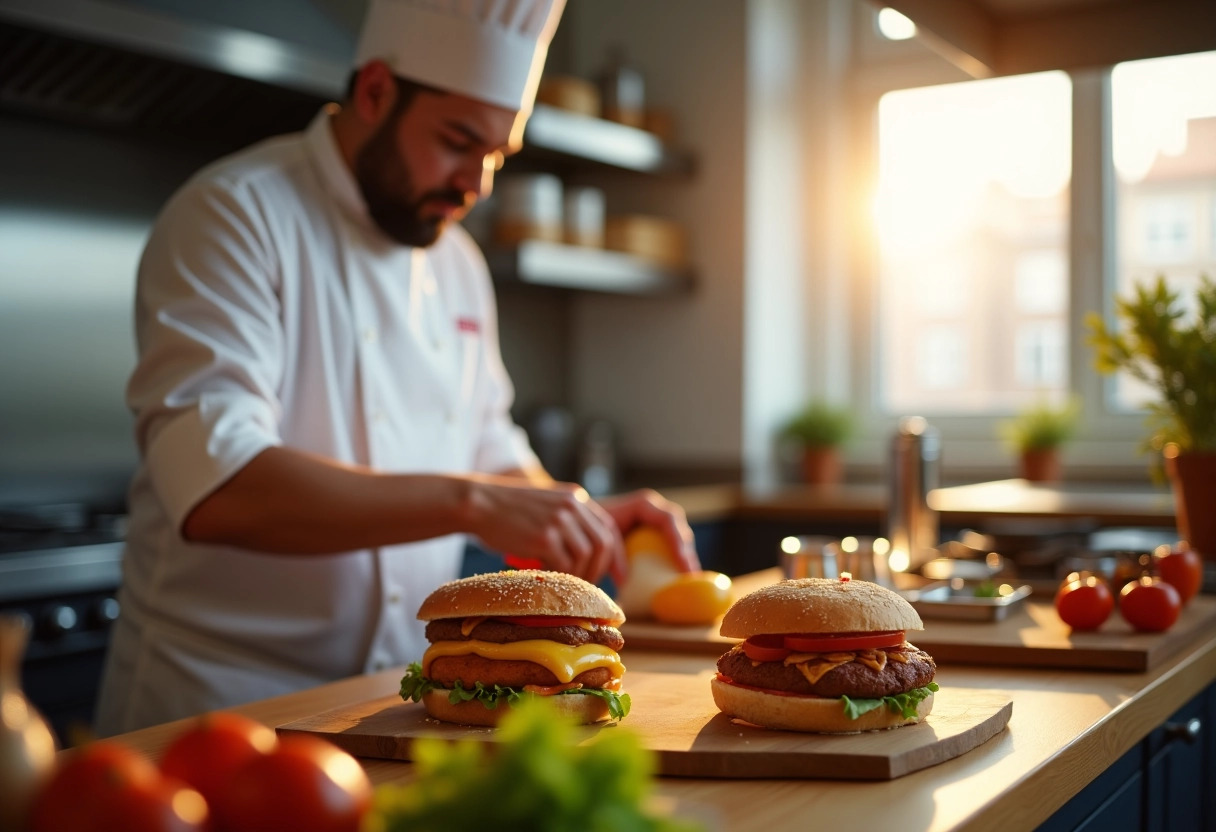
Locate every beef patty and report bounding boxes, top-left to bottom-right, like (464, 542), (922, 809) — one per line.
(427, 655), (617, 690)
(425, 618), (625, 651)
(716, 643), (936, 700)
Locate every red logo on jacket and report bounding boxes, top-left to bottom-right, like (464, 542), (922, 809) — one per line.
(456, 317), (481, 334)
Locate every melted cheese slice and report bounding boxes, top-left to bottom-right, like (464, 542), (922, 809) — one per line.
(422, 639), (625, 684)
(790, 657), (854, 686)
(856, 649), (888, 673)
(460, 617), (488, 636)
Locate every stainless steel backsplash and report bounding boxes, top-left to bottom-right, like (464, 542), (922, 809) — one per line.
(0, 114), (218, 511)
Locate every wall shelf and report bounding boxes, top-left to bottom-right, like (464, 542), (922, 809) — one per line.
(519, 104), (694, 177)
(486, 240), (694, 296)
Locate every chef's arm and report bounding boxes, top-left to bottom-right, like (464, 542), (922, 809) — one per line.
(475, 467), (700, 574)
(182, 446), (623, 582)
(492, 465), (555, 486)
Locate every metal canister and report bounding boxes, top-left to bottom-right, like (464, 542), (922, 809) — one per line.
(887, 416), (941, 573)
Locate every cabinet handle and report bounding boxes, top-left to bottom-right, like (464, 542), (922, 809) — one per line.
(1163, 717), (1202, 744)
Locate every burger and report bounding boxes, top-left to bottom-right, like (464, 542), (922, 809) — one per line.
(710, 576), (938, 733)
(399, 570), (630, 726)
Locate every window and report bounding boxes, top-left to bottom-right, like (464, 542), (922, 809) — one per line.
(844, 31), (1216, 474)
(874, 72), (1072, 415)
(1111, 51), (1216, 410)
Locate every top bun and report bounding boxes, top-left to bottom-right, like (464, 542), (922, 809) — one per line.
(417, 570), (625, 626)
(719, 578), (921, 639)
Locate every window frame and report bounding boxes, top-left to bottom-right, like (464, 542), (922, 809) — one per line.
(839, 56), (1151, 481)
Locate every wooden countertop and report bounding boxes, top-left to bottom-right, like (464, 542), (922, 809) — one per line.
(107, 588), (1216, 832)
(659, 479), (1177, 528)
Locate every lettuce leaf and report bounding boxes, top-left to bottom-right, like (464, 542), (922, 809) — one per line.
(398, 663), (632, 721)
(841, 682), (939, 721)
(399, 663), (438, 702)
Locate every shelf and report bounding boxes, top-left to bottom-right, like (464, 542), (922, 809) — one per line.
(486, 240), (694, 296)
(521, 104), (694, 176)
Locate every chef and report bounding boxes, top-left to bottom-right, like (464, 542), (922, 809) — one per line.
(95, 0), (698, 736)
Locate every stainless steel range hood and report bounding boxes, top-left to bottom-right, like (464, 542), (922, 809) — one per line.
(0, 0), (356, 145)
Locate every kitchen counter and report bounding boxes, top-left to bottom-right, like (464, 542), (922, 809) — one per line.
(105, 588), (1216, 832)
(661, 479), (1177, 529)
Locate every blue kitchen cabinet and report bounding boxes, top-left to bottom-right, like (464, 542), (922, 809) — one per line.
(1144, 685), (1208, 832)
(1041, 680), (1215, 831)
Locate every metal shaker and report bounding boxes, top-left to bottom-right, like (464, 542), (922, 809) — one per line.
(887, 416), (941, 573)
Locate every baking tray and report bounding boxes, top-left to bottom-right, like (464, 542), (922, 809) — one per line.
(902, 581), (1033, 622)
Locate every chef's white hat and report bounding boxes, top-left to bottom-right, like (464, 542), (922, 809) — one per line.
(354, 0), (567, 114)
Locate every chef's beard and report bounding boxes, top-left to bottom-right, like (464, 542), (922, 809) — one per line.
(355, 114), (469, 248)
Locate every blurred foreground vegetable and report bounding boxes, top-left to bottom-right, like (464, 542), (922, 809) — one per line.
(365, 698), (704, 832)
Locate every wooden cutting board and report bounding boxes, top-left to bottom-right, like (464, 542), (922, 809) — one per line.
(276, 670), (1011, 780)
(912, 594), (1216, 672)
(620, 569), (1216, 672)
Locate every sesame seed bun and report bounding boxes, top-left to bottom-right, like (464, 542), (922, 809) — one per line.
(710, 676), (933, 734)
(719, 578), (922, 639)
(417, 570), (625, 626)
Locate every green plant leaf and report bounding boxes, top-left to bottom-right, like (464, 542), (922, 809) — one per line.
(782, 401), (854, 448)
(998, 397), (1081, 452)
(1085, 274), (1216, 453)
(368, 698), (706, 832)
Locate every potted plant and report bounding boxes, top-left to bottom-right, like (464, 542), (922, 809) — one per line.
(1087, 275), (1216, 564)
(998, 397), (1080, 482)
(782, 402), (854, 486)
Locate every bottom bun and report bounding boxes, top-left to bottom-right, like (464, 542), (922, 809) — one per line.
(710, 677), (933, 734)
(421, 689), (613, 726)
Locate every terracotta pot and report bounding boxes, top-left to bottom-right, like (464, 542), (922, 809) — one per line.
(1020, 448), (1062, 483)
(1165, 451), (1216, 565)
(801, 447), (843, 486)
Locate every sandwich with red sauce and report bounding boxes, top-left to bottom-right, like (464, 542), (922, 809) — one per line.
(399, 570), (629, 726)
(711, 576), (937, 733)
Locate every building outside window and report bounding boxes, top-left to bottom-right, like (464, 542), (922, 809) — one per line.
(861, 44), (1215, 473)
(874, 71), (1071, 416)
(1112, 50), (1216, 410)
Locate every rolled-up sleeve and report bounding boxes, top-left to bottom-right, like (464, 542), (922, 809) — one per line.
(128, 177), (285, 532)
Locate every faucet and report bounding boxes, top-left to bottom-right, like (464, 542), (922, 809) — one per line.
(887, 416), (941, 574)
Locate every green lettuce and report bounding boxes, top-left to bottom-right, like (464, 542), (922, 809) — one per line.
(399, 663), (632, 721)
(840, 682), (940, 721)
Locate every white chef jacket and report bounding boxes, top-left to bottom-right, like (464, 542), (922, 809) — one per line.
(95, 108), (540, 736)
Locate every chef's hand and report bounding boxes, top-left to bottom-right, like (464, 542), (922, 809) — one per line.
(598, 489), (700, 573)
(464, 476), (625, 585)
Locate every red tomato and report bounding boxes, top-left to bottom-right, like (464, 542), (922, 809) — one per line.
(210, 734), (371, 832)
(1054, 575), (1114, 630)
(1153, 544), (1203, 604)
(160, 711), (277, 808)
(741, 634), (792, 662)
(783, 630), (905, 653)
(95, 776), (208, 832)
(1120, 577), (1182, 632)
(494, 615), (611, 627)
(30, 740), (206, 832)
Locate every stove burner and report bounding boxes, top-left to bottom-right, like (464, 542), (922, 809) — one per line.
(0, 504), (126, 554)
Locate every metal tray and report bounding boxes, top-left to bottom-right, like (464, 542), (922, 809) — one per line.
(901, 580), (1033, 622)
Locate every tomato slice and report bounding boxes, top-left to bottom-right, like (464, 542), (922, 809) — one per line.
(494, 616), (609, 628)
(783, 630), (905, 653)
(740, 634), (792, 662)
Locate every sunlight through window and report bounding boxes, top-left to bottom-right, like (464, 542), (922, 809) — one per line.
(1112, 51), (1216, 411)
(874, 72), (1072, 414)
